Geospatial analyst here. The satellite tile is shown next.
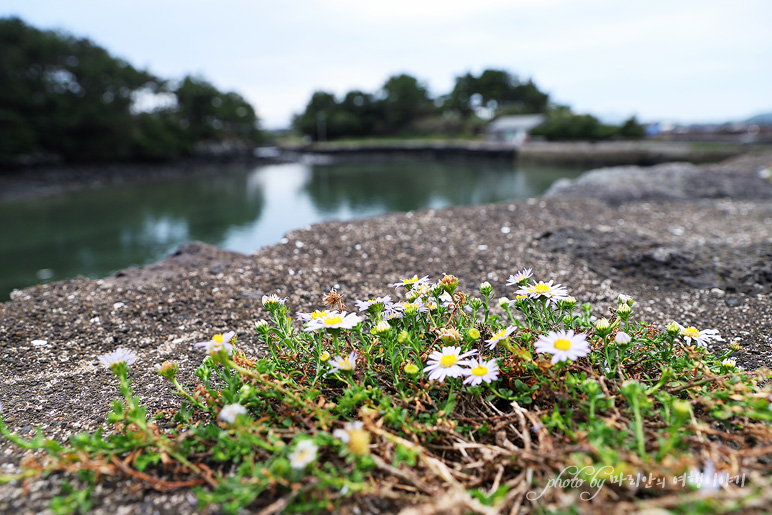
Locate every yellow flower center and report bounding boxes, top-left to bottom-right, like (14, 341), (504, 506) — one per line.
(682, 327), (700, 339)
(471, 365), (488, 377)
(440, 354), (458, 368)
(554, 338), (571, 351)
(494, 329), (507, 339)
(338, 357), (353, 370)
(324, 315), (343, 325)
(532, 283), (551, 294)
(346, 428), (370, 456)
(310, 311), (327, 319)
(320, 352), (330, 362)
(212, 334), (224, 343)
(404, 363), (419, 375)
(405, 277), (419, 283)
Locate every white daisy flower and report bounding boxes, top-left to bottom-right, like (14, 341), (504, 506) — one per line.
(354, 296), (393, 312)
(406, 285), (431, 301)
(304, 311), (363, 332)
(485, 326), (516, 350)
(384, 309), (403, 320)
(423, 346), (478, 383)
(219, 403), (247, 424)
(332, 421), (363, 443)
(534, 330), (590, 364)
(194, 331), (236, 355)
(515, 280), (569, 302)
(328, 351), (357, 373)
(262, 294), (288, 310)
(680, 326), (722, 348)
(391, 275), (431, 290)
(289, 439), (318, 470)
(296, 309), (336, 322)
(506, 268), (533, 286)
(439, 292), (455, 308)
(397, 300), (428, 316)
(460, 357), (500, 386)
(97, 348), (138, 369)
(332, 421), (370, 456)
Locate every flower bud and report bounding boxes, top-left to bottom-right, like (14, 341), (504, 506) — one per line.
(397, 330), (410, 344)
(254, 320), (270, 334)
(371, 320), (391, 335)
(467, 328), (480, 340)
(616, 303), (632, 320)
(155, 361), (178, 381)
(672, 399), (691, 419)
(498, 297), (511, 309)
(404, 362), (419, 375)
(595, 317), (611, 336)
(666, 321), (681, 337)
(469, 298), (483, 310)
(440, 274), (459, 294)
(438, 327), (461, 344)
(479, 281), (492, 296)
(720, 357), (737, 368)
(559, 296), (577, 309)
(614, 331), (631, 345)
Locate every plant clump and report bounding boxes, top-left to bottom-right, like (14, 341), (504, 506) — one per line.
(2, 270), (772, 514)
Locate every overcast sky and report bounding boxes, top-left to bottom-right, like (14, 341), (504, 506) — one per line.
(3, 0), (771, 129)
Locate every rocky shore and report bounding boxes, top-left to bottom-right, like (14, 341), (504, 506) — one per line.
(1, 151), (771, 514)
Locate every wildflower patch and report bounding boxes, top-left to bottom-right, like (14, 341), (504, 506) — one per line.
(2, 271), (772, 513)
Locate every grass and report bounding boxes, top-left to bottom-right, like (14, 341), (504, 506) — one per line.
(2, 271), (772, 514)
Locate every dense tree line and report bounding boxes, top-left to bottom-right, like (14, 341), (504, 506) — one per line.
(0, 17), (261, 168)
(294, 69), (644, 142)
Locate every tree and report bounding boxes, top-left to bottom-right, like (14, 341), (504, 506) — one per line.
(443, 69), (549, 118)
(0, 17), (262, 167)
(619, 116), (645, 139)
(173, 76), (260, 149)
(379, 74), (433, 133)
(0, 17), (160, 164)
(293, 91), (339, 141)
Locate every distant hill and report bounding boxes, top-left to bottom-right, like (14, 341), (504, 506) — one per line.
(746, 112), (772, 125)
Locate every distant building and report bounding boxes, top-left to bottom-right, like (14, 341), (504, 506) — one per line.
(485, 114), (546, 145)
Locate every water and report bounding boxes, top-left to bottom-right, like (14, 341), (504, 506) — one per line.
(0, 160), (586, 299)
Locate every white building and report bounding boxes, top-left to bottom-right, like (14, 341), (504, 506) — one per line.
(485, 114), (546, 146)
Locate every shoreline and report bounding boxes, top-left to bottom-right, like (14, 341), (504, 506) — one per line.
(0, 140), (752, 204)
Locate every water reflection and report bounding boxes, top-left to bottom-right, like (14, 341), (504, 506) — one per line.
(0, 160), (585, 298)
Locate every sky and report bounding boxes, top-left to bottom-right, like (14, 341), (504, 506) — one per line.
(3, 0), (771, 129)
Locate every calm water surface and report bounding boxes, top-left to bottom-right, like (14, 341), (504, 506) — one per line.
(1, 161), (586, 299)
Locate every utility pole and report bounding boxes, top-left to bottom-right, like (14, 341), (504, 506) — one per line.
(316, 112), (327, 143)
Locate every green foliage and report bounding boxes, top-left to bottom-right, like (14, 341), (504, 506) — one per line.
(0, 17), (261, 168)
(443, 69), (549, 117)
(293, 69), (552, 141)
(531, 107), (646, 141)
(293, 74), (434, 141)
(2, 271), (771, 513)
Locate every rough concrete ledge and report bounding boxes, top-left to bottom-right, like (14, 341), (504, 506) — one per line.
(1, 152), (771, 513)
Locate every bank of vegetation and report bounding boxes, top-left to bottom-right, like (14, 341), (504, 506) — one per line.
(292, 70), (645, 143)
(0, 17), (261, 169)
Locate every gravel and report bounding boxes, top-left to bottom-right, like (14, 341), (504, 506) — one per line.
(1, 151), (771, 514)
